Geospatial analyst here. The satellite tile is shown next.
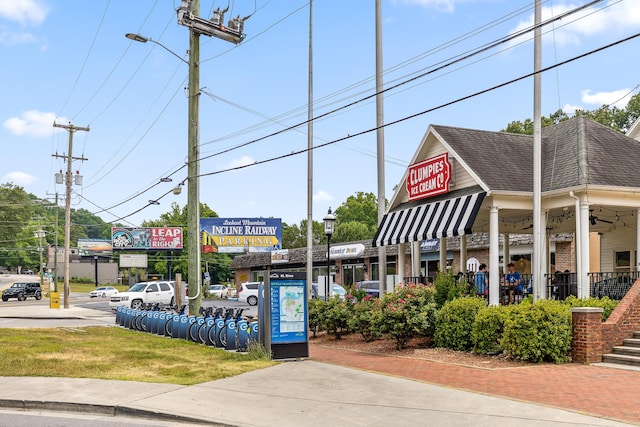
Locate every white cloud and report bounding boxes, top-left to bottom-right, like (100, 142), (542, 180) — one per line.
(2, 171), (37, 186)
(392, 0), (456, 13)
(0, 0), (49, 26)
(509, 1), (640, 47)
(3, 110), (64, 137)
(313, 190), (332, 203)
(225, 155), (256, 170)
(580, 89), (633, 109)
(0, 30), (36, 45)
(562, 103), (583, 115)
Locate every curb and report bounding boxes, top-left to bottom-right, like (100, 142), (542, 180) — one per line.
(0, 398), (233, 426)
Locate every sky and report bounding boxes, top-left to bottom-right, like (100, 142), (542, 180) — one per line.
(1, 0), (640, 230)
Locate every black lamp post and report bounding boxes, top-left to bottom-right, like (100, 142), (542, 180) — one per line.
(93, 255), (99, 288)
(323, 207), (336, 301)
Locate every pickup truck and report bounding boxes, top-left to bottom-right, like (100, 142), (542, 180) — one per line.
(109, 281), (175, 310)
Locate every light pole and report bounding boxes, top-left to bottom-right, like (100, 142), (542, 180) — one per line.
(323, 208), (335, 301)
(126, 4), (247, 314)
(93, 255), (99, 288)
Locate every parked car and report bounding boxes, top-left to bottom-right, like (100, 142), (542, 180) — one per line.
(311, 283), (347, 300)
(238, 281), (261, 306)
(207, 284), (228, 299)
(108, 281), (174, 310)
(89, 286), (119, 298)
(354, 280), (381, 298)
(2, 282), (42, 301)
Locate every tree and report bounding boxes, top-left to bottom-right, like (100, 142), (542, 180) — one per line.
(281, 219), (325, 249)
(502, 93), (640, 135)
(333, 192), (383, 243)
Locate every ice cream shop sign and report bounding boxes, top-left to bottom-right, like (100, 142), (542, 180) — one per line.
(407, 153), (451, 201)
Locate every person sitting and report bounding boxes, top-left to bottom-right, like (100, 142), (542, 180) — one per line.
(504, 262), (521, 304)
(473, 264), (489, 298)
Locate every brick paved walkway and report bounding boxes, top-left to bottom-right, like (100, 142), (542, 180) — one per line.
(310, 344), (640, 425)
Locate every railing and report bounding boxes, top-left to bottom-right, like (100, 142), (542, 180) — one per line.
(589, 271), (640, 300)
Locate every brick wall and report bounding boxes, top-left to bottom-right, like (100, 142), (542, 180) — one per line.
(554, 241), (574, 272)
(571, 278), (640, 363)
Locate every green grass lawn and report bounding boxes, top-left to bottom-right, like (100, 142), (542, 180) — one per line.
(0, 327), (275, 385)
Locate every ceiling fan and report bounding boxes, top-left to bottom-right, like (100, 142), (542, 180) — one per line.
(589, 209), (613, 225)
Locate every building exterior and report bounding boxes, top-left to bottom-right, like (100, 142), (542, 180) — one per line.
(233, 117), (640, 302)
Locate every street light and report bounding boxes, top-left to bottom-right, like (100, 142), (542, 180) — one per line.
(323, 208), (336, 301)
(126, 31), (201, 314)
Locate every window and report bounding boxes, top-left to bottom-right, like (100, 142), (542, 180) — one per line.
(147, 284), (158, 292)
(159, 283), (170, 291)
(615, 250), (631, 272)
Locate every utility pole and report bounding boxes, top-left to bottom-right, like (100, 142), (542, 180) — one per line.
(35, 216), (45, 292)
(375, 0), (387, 296)
(52, 122), (89, 309)
(45, 192), (60, 292)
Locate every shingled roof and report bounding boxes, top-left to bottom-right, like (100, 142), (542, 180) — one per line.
(431, 116), (640, 193)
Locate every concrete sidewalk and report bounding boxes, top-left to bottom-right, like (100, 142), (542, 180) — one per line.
(0, 361), (634, 427)
(0, 304), (637, 426)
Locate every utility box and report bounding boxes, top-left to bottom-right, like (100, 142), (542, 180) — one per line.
(50, 292), (60, 309)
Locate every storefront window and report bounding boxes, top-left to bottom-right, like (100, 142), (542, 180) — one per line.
(370, 261), (397, 281)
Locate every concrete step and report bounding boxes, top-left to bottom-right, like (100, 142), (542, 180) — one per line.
(623, 338), (640, 348)
(602, 353), (640, 367)
(612, 345), (640, 357)
(633, 331), (640, 339)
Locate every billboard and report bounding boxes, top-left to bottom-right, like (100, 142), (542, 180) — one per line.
(111, 227), (183, 250)
(407, 152), (451, 201)
(78, 239), (113, 257)
(200, 218), (282, 253)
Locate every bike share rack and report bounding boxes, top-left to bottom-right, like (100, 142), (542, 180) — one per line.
(115, 304), (258, 352)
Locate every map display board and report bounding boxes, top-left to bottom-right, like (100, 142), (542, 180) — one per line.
(269, 271), (308, 345)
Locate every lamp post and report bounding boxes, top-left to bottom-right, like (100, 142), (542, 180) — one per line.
(93, 255), (99, 288)
(323, 208), (335, 301)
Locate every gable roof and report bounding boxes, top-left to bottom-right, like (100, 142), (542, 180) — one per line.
(430, 116), (640, 194)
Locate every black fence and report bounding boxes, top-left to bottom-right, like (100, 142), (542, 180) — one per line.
(404, 271), (640, 303)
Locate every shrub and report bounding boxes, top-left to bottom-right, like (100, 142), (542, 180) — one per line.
(434, 297), (487, 351)
(472, 305), (510, 354)
(348, 295), (383, 342)
(378, 284), (437, 350)
(321, 296), (353, 340)
(434, 271), (468, 308)
(563, 295), (618, 321)
(308, 298), (325, 337)
(501, 300), (572, 363)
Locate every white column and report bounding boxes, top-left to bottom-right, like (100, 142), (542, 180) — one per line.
(440, 237), (447, 272)
(411, 240), (421, 278)
(460, 235), (467, 274)
(636, 209), (640, 272)
(503, 233), (510, 275)
(489, 206), (500, 306)
(398, 243), (406, 283)
(579, 199), (591, 297)
(540, 210), (548, 299)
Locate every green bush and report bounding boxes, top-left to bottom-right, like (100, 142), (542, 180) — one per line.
(472, 305), (510, 354)
(501, 300), (572, 363)
(348, 296), (383, 342)
(308, 298), (325, 338)
(563, 295), (618, 321)
(378, 284), (437, 350)
(321, 296), (353, 340)
(434, 297), (487, 351)
(434, 271), (468, 308)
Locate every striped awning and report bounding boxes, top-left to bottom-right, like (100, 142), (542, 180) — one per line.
(373, 192), (486, 247)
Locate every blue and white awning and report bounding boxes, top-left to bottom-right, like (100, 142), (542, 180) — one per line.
(373, 192), (486, 247)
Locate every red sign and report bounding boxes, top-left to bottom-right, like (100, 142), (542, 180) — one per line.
(150, 227), (183, 249)
(406, 153), (451, 201)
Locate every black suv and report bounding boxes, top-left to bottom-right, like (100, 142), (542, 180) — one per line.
(2, 282), (42, 301)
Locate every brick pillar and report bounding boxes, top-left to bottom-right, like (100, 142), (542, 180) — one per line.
(571, 307), (604, 364)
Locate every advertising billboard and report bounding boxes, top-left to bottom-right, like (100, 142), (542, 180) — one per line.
(200, 218), (282, 253)
(111, 227), (183, 250)
(78, 239), (113, 257)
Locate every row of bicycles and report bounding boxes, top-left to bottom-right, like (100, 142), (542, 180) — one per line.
(115, 303), (259, 351)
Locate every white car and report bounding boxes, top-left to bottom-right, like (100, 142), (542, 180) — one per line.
(207, 284), (228, 299)
(238, 282), (261, 306)
(109, 281), (174, 310)
(89, 286), (119, 298)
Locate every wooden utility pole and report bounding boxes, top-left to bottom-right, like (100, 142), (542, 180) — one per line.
(52, 122), (89, 309)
